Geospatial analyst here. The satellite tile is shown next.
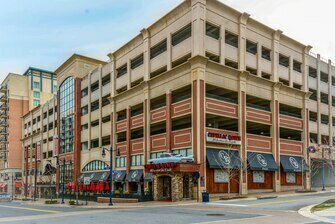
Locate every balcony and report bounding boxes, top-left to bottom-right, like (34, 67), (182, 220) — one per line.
(171, 99), (191, 118)
(151, 107), (166, 123)
(279, 114), (303, 130)
(131, 138), (144, 154)
(171, 128), (191, 149)
(116, 120), (127, 133)
(150, 133), (167, 152)
(280, 138), (303, 155)
(206, 97), (238, 118)
(0, 85), (7, 93)
(247, 134), (272, 153)
(130, 114), (144, 129)
(246, 106), (272, 125)
(0, 112), (7, 118)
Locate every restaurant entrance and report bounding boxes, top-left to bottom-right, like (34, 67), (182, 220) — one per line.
(160, 176), (171, 200)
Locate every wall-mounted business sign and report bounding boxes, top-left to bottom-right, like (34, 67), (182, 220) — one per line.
(145, 162), (176, 172)
(206, 132), (241, 145)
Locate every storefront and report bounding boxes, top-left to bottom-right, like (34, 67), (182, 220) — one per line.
(145, 163), (199, 202)
(280, 155), (308, 189)
(206, 148), (242, 194)
(125, 170), (143, 194)
(113, 170), (126, 192)
(247, 152), (278, 191)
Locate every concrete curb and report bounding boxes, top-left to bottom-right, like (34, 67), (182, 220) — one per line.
(298, 204), (335, 224)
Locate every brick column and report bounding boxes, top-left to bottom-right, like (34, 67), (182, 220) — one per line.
(190, 56), (207, 199)
(73, 78), (82, 183)
(166, 91), (172, 152)
(238, 71), (247, 195)
(125, 107), (131, 191)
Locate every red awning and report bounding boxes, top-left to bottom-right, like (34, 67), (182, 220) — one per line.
(15, 182), (22, 188)
(0, 183), (7, 188)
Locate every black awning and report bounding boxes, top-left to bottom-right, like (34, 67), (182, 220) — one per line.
(247, 152), (279, 171)
(43, 164), (56, 175)
(99, 171), (110, 182)
(91, 171), (109, 182)
(206, 148), (242, 169)
(144, 173), (153, 182)
(113, 170), (126, 182)
(281, 155), (308, 172)
(125, 169), (143, 182)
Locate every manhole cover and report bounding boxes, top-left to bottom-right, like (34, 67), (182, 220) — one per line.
(206, 214), (225, 216)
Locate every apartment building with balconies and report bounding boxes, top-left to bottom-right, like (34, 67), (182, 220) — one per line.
(0, 67), (56, 197)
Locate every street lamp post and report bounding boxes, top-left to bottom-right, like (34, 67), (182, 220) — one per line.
(61, 158), (66, 204)
(102, 147), (120, 206)
(322, 147), (326, 191)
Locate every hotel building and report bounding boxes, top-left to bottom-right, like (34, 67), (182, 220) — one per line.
(0, 67), (56, 197)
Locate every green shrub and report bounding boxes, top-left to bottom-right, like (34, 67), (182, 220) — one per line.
(45, 200), (58, 204)
(69, 200), (75, 205)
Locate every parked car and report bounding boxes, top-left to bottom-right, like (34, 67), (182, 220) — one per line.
(0, 193), (11, 201)
(148, 153), (194, 164)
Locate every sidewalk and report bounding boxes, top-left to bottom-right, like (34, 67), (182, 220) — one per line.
(299, 205), (335, 224)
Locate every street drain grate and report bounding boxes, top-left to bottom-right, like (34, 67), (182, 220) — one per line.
(206, 214), (225, 216)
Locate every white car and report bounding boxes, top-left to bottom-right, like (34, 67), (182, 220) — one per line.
(148, 153), (194, 164)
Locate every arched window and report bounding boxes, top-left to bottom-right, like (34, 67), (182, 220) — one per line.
(82, 160), (108, 172)
(59, 77), (75, 154)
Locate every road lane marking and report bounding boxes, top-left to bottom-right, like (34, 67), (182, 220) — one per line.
(248, 195), (334, 207)
(0, 205), (59, 213)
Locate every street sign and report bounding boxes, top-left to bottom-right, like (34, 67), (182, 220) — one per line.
(84, 177), (91, 185)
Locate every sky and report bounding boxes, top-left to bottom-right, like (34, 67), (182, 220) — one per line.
(0, 0), (334, 80)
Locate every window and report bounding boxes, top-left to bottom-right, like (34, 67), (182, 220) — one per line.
(246, 40), (257, 55)
(261, 47), (271, 61)
(279, 54), (289, 67)
(48, 122), (53, 130)
(116, 86), (127, 94)
(150, 39), (167, 59)
(81, 87), (88, 97)
(225, 59), (238, 69)
(91, 100), (99, 112)
(91, 81), (99, 92)
(91, 120), (99, 127)
(90, 139), (99, 148)
(309, 89), (317, 101)
(150, 95), (166, 110)
(131, 104), (143, 117)
(332, 96), (335, 107)
(101, 136), (110, 146)
(261, 72), (271, 80)
(131, 78), (143, 88)
(81, 123), (88, 130)
(33, 81), (40, 90)
(131, 54), (144, 69)
(33, 99), (40, 106)
(309, 67), (317, 78)
(246, 67), (257, 76)
(150, 151), (165, 159)
(59, 77), (75, 154)
(131, 128), (143, 140)
(116, 64), (127, 78)
(131, 154), (144, 166)
(150, 66), (167, 79)
(82, 160), (107, 172)
(171, 24), (192, 46)
(214, 169), (228, 183)
(172, 53), (191, 68)
(225, 31), (238, 48)
(150, 122), (166, 135)
(48, 108), (53, 116)
(332, 77), (335, 86)
(117, 132), (126, 143)
(43, 112), (47, 119)
(102, 115), (110, 123)
(33, 91), (40, 98)
(321, 114), (329, 125)
(322, 135), (329, 144)
(293, 83), (301, 90)
(206, 52), (220, 63)
(253, 171), (265, 183)
(102, 95), (110, 107)
(172, 148), (192, 157)
(333, 117), (335, 127)
(309, 111), (317, 122)
(117, 110), (126, 121)
(81, 142), (88, 151)
(320, 72), (329, 83)
(286, 173), (296, 183)
(321, 92), (328, 104)
(293, 60), (302, 73)
(206, 22), (220, 40)
(172, 116), (191, 131)
(172, 86), (191, 103)
(101, 74), (111, 86)
(310, 133), (318, 144)
(81, 105), (88, 115)
(43, 125), (47, 132)
(116, 157), (126, 168)
(279, 78), (289, 86)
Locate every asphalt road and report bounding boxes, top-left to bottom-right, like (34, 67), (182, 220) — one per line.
(0, 192), (334, 224)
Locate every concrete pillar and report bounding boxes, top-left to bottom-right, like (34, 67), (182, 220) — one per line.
(303, 97), (311, 190)
(238, 71), (248, 195)
(328, 60), (332, 145)
(272, 83), (281, 192)
(219, 23), (226, 65)
(191, 0), (206, 57)
(316, 54), (321, 144)
(271, 30), (282, 83)
(238, 13), (250, 71)
(141, 29), (150, 82)
(257, 43), (262, 77)
(166, 90), (172, 152)
(289, 56), (293, 87)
